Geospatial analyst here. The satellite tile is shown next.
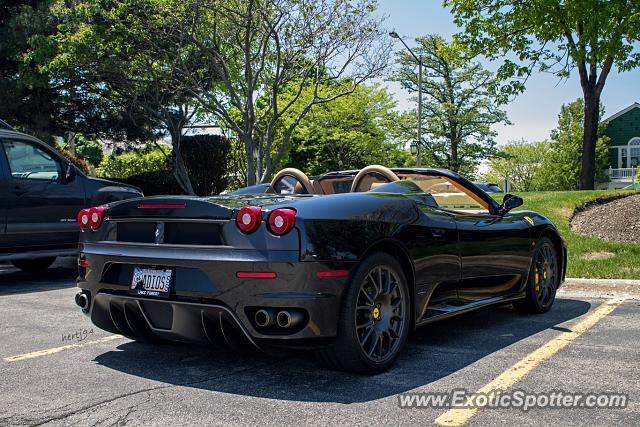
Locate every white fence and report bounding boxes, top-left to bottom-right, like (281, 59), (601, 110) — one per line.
(608, 167), (637, 181)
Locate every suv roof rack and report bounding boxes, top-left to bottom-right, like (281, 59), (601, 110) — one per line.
(0, 119), (15, 131)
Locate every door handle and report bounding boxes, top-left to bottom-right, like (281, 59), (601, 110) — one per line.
(430, 228), (446, 238)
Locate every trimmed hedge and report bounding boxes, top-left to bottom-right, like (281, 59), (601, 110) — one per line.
(113, 134), (231, 196)
(181, 134), (231, 196)
(114, 170), (184, 196)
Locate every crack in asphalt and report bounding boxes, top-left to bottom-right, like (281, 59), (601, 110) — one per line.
(24, 357), (285, 426)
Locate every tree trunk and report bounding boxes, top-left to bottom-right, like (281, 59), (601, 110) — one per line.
(66, 132), (77, 156)
(169, 127), (195, 195)
(450, 138), (459, 172)
(244, 133), (256, 186)
(580, 92), (600, 190)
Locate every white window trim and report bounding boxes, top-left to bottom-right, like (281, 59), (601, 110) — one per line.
(629, 137), (640, 168)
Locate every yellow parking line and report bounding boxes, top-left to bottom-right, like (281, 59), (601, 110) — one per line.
(434, 298), (625, 426)
(3, 335), (125, 362)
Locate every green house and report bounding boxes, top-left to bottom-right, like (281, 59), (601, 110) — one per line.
(602, 102), (640, 189)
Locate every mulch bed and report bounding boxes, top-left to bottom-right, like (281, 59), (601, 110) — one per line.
(570, 193), (640, 243)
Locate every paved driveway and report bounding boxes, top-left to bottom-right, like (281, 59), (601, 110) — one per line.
(0, 265), (638, 426)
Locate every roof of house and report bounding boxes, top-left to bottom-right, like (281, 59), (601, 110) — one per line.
(601, 102), (640, 123)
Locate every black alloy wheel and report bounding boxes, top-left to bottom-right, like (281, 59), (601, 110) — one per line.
(355, 266), (407, 363)
(514, 237), (559, 313)
(318, 252), (410, 374)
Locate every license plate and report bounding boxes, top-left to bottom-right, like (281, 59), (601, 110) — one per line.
(130, 266), (173, 298)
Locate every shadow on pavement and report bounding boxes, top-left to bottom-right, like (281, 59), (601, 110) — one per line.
(95, 298), (591, 403)
(0, 258), (77, 295)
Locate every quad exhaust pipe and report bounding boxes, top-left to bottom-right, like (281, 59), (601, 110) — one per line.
(254, 309), (276, 328)
(75, 292), (90, 311)
(254, 308), (305, 329)
(276, 310), (304, 329)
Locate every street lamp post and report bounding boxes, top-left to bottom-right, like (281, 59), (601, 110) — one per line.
(390, 31), (423, 167)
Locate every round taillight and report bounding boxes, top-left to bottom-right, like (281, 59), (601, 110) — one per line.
(77, 209), (90, 231)
(267, 209), (296, 236)
(88, 206), (106, 230)
(236, 206), (262, 233)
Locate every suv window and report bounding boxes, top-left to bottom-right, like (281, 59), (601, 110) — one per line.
(2, 139), (61, 180)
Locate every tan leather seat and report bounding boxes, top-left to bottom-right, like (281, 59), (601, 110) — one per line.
(310, 179), (325, 195)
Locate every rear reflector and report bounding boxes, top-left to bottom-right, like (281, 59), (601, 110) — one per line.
(138, 203), (187, 209)
(316, 270), (349, 278)
(236, 272), (277, 279)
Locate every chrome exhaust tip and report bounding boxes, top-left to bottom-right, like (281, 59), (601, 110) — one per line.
(254, 309), (275, 327)
(276, 310), (304, 329)
(75, 292), (90, 310)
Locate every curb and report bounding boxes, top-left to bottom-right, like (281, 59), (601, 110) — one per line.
(565, 278), (640, 286)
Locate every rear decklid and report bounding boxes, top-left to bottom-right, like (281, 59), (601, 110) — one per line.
(90, 194), (306, 249)
(105, 194), (311, 221)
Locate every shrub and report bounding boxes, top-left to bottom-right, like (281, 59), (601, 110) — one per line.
(97, 147), (169, 178)
(181, 134), (231, 195)
(55, 145), (90, 175)
(74, 136), (104, 167)
(115, 170), (184, 196)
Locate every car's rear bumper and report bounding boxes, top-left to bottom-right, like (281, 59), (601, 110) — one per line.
(77, 242), (354, 349)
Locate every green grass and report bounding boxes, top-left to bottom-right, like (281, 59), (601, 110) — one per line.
(496, 190), (640, 279)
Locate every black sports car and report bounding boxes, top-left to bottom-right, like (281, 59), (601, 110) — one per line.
(75, 165), (566, 374)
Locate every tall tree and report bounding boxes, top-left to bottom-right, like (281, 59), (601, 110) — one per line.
(284, 84), (410, 176)
(1, 0), (154, 143)
(389, 35), (508, 175)
(536, 99), (610, 190)
(0, 0), (57, 141)
(483, 139), (549, 192)
(167, 0), (391, 184)
(446, 0), (640, 189)
(49, 0), (214, 194)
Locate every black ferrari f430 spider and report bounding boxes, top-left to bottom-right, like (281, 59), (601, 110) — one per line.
(75, 166), (566, 374)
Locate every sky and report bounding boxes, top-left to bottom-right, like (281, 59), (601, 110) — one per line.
(376, 0), (640, 146)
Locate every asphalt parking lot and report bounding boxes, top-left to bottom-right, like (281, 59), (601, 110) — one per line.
(1, 261), (638, 426)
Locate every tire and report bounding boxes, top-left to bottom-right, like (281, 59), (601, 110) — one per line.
(514, 237), (559, 314)
(11, 257), (56, 272)
(318, 252), (410, 374)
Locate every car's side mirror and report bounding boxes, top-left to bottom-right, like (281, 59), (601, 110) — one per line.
(498, 193), (523, 215)
(63, 162), (77, 183)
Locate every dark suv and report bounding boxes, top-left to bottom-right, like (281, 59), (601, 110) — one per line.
(0, 125), (143, 271)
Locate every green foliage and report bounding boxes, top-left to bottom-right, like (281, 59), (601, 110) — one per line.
(446, 0), (640, 188)
(0, 1), (59, 142)
(181, 134), (231, 196)
(489, 190), (640, 279)
(59, 134), (104, 167)
(536, 99), (610, 191)
(49, 0), (212, 193)
(389, 35), (509, 175)
(114, 171), (183, 196)
(282, 84), (411, 176)
(446, 0), (640, 82)
(483, 140), (549, 192)
(172, 0), (390, 184)
(55, 144), (90, 175)
(73, 136), (104, 167)
(97, 147), (169, 179)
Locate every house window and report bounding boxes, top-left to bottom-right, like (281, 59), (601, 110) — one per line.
(629, 137), (640, 168)
(621, 147), (627, 168)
